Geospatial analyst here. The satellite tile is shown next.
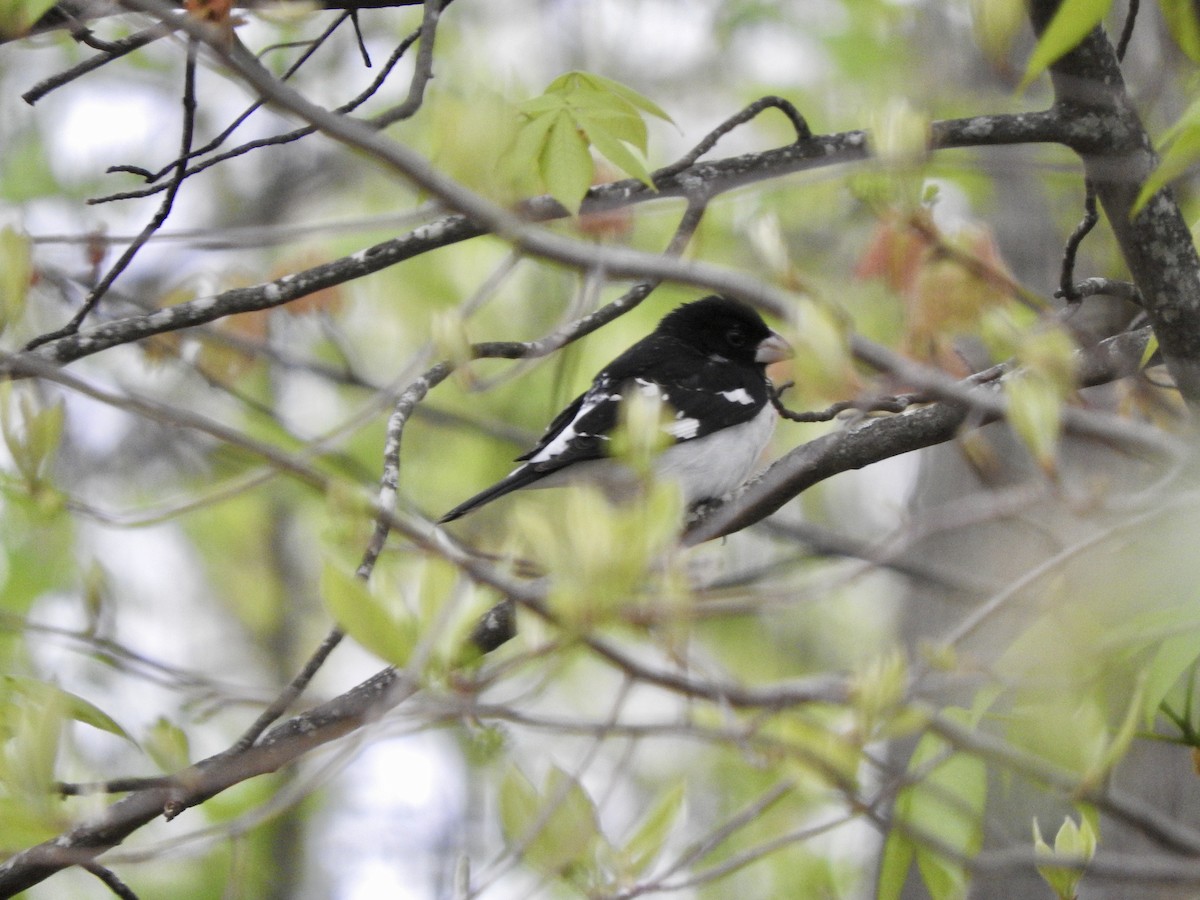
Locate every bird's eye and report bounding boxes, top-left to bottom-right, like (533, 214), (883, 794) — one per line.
(726, 330), (746, 347)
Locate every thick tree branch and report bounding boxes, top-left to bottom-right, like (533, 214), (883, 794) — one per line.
(685, 327), (1169, 544)
(1028, 0), (1200, 406)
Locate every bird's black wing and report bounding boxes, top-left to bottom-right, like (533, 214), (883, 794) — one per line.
(519, 332), (773, 462)
(596, 334), (772, 441)
(515, 374), (622, 471)
(438, 331), (774, 523)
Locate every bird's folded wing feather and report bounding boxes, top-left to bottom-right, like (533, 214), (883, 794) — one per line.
(517, 347), (769, 474)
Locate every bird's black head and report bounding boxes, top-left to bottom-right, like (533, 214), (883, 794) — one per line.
(657, 295), (791, 366)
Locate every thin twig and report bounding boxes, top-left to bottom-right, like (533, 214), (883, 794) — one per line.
(232, 626), (347, 750)
(1056, 184), (1099, 303)
(25, 38), (201, 348)
(22, 22), (176, 105)
(348, 10), (371, 66)
(770, 381), (910, 422)
(59, 776), (173, 796)
(369, 0), (446, 126)
(135, 11), (354, 185)
(1116, 0), (1140, 60)
(654, 95), (811, 181)
(87, 16), (426, 205)
(83, 862), (140, 900)
(1063, 276), (1143, 305)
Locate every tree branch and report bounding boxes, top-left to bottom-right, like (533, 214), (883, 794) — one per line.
(1028, 0), (1200, 406)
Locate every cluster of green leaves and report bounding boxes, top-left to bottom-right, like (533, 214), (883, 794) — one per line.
(505, 71), (673, 212)
(497, 764), (685, 893)
(512, 481), (683, 631)
(880, 708), (987, 900)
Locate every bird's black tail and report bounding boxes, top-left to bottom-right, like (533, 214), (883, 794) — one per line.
(438, 465), (546, 523)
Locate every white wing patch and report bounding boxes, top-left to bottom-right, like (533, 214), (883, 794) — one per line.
(665, 416), (700, 439)
(634, 378), (662, 398)
(719, 388), (755, 405)
(529, 391), (616, 463)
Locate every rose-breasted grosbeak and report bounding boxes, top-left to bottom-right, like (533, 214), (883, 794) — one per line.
(439, 295), (792, 523)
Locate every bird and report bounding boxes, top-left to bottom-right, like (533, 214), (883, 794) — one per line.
(438, 295), (792, 523)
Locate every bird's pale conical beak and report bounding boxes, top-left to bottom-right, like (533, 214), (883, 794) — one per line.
(755, 332), (793, 365)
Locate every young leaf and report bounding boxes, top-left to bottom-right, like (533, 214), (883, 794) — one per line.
(1034, 816), (1096, 899)
(0, 226), (31, 332)
(1020, 0), (1114, 89)
(1, 676), (130, 741)
(1134, 122), (1200, 213)
(514, 71), (672, 206)
(0, 797), (63, 850)
(0, 0), (59, 38)
(145, 717), (192, 774)
(1140, 332), (1160, 369)
(540, 111), (595, 211)
(1004, 374), (1063, 474)
(971, 0), (1026, 67)
(571, 98), (649, 150)
(620, 780), (685, 877)
(585, 121), (654, 187)
(320, 562), (417, 667)
(499, 764), (604, 877)
(1161, 0), (1200, 61)
(1144, 634), (1200, 727)
(877, 826), (916, 900)
(563, 71), (674, 123)
(888, 712), (987, 900)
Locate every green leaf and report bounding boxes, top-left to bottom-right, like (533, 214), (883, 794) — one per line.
(877, 827), (916, 900)
(0, 0), (59, 39)
(1, 676), (130, 741)
(0, 227), (31, 333)
(540, 111), (595, 212)
(1020, 0), (1114, 89)
(1034, 816), (1096, 899)
(1004, 374), (1063, 473)
(890, 711), (987, 900)
(1161, 0), (1200, 61)
(1135, 120), (1200, 213)
(320, 562), (417, 667)
(620, 781), (685, 877)
(499, 764), (604, 878)
(571, 99), (649, 150)
(0, 796), (63, 850)
(145, 717), (191, 774)
(1144, 634), (1200, 727)
(1140, 331), (1160, 369)
(554, 71), (674, 123)
(584, 119), (655, 187)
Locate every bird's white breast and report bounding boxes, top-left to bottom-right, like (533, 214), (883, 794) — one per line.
(654, 402), (776, 504)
